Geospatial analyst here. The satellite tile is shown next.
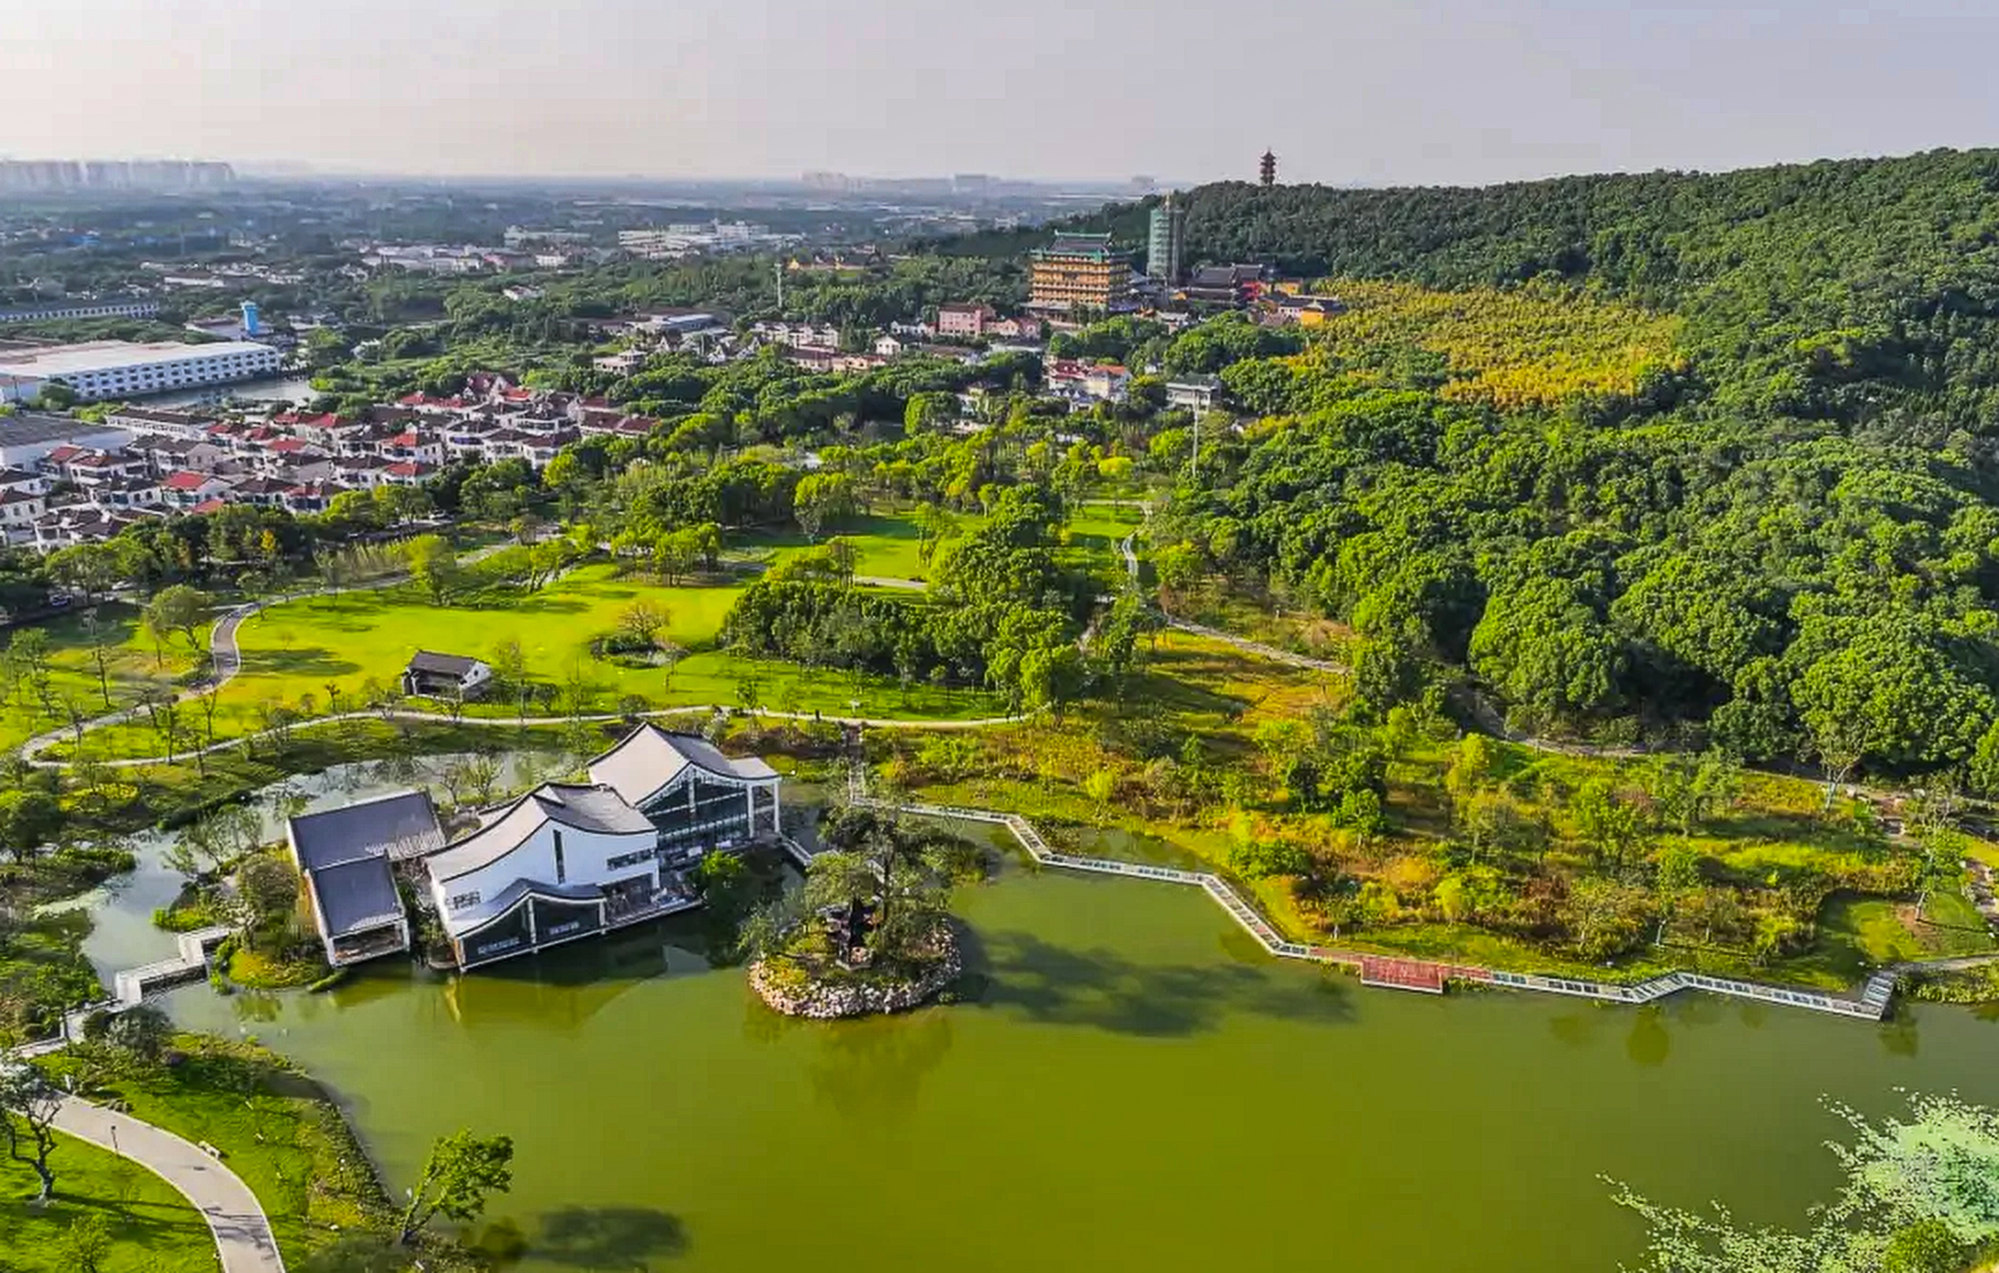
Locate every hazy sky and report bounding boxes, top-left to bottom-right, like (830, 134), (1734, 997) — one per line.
(5, 0), (1998, 186)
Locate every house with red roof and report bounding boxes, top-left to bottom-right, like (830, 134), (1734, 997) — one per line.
(161, 469), (233, 507)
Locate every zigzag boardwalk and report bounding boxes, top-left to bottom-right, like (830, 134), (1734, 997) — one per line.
(845, 739), (1906, 1021)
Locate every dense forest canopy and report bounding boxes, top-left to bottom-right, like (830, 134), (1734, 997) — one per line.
(1119, 149), (1999, 784)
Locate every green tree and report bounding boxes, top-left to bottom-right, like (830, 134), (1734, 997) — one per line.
(104, 1005), (173, 1065)
(397, 1131), (515, 1245)
(793, 472), (858, 541)
(0, 1061), (63, 1204)
(1646, 750), (1741, 839)
(1560, 877), (1651, 960)
(145, 583), (213, 654)
(616, 600), (672, 650)
(1569, 779), (1650, 870)
(402, 535), (460, 606)
(1615, 1092), (1999, 1272)
(60, 1213), (112, 1272)
(0, 789), (63, 864)
(1468, 575), (1620, 726)
(236, 855), (301, 935)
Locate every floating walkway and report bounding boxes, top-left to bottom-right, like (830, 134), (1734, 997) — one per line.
(845, 753), (1904, 1021)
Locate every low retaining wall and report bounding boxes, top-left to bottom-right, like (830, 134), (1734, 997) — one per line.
(750, 930), (963, 1019)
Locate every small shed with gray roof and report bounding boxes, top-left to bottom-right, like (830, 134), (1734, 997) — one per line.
(286, 789), (443, 966)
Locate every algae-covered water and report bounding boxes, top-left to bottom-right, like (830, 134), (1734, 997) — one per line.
(142, 850), (1999, 1272)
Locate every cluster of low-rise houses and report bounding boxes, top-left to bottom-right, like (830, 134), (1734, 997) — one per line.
(0, 373), (675, 549)
(0, 222), (1318, 550)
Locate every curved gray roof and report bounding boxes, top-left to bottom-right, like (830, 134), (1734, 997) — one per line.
(587, 724), (776, 807)
(424, 782), (652, 883)
(453, 877), (606, 938)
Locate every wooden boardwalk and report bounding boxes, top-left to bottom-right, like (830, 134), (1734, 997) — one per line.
(847, 750), (1904, 1021)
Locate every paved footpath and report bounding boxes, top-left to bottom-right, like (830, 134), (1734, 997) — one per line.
(53, 1097), (286, 1273)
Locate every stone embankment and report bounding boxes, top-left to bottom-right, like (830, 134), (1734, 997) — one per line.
(750, 930), (962, 1019)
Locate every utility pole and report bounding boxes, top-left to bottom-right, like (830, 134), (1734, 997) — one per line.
(775, 261), (784, 314)
(1189, 412), (1201, 483)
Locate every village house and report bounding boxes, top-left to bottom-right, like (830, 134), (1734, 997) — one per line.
(400, 650), (493, 699)
(0, 487), (46, 542)
(1165, 374), (1226, 413)
(1046, 359), (1131, 404)
(105, 405), (217, 440)
(936, 302), (997, 339)
(88, 474), (166, 511)
(161, 469), (235, 507)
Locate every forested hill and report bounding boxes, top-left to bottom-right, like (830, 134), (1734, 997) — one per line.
(965, 148), (1999, 433)
(1080, 149), (1999, 786)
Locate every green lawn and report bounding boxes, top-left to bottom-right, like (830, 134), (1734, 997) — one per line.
(742, 504), (1130, 586)
(1802, 890), (1999, 984)
(0, 602), (201, 754)
(62, 562), (1003, 761)
(63, 1035), (395, 1266)
(742, 512), (944, 581)
(0, 1130), (216, 1272)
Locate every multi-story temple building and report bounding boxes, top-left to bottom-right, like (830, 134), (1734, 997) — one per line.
(1028, 232), (1134, 315)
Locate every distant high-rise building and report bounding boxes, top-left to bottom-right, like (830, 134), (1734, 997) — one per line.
(1260, 149), (1277, 188)
(1147, 196), (1185, 285)
(1029, 232), (1133, 314)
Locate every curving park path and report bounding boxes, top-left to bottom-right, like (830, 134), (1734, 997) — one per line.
(15, 542), (534, 768)
(16, 569), (424, 765)
(24, 703), (1025, 770)
(53, 1097), (286, 1273)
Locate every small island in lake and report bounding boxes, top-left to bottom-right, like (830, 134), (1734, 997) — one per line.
(747, 806), (979, 1019)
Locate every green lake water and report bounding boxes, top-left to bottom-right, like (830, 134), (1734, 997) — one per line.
(145, 848), (1999, 1272)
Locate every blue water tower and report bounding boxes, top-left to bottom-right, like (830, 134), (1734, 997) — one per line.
(240, 300), (261, 338)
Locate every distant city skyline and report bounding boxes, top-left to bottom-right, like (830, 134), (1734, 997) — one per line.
(7, 0), (1999, 189)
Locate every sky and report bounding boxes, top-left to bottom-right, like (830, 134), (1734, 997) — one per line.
(4, 0), (1999, 186)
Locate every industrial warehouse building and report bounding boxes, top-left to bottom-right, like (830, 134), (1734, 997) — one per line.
(0, 339), (282, 404)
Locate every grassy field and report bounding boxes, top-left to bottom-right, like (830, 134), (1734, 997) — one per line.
(16, 505), (1145, 764)
(59, 562), (1005, 761)
(1060, 503), (1146, 589)
(0, 602), (201, 754)
(0, 1130), (215, 1272)
(742, 503), (1133, 586)
(740, 511), (950, 580)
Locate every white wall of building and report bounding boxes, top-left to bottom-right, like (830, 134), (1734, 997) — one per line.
(430, 813), (657, 936)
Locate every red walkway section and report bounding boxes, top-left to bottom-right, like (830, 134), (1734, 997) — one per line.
(1360, 956), (1447, 994)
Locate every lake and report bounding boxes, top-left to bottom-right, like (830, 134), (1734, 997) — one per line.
(81, 760), (1999, 1271)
